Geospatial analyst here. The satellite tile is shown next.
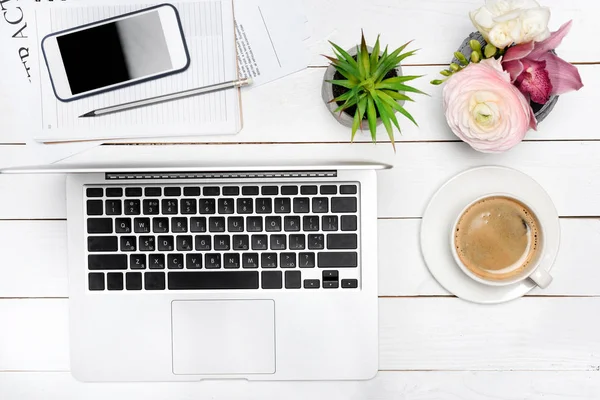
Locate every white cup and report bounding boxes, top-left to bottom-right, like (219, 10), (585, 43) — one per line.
(450, 194), (553, 288)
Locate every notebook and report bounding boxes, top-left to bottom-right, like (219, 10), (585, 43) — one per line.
(32, 0), (241, 142)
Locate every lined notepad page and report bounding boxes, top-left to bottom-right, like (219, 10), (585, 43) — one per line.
(35, 0), (240, 141)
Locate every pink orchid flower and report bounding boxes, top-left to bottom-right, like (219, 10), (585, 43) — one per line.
(502, 20), (583, 104)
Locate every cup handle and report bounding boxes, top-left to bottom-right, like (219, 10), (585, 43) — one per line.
(529, 268), (553, 289)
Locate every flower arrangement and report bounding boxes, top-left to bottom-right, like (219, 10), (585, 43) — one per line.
(324, 32), (426, 151)
(432, 0), (583, 153)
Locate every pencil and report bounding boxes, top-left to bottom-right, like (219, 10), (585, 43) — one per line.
(79, 78), (252, 118)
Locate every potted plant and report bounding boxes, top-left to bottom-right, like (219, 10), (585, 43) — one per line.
(322, 32), (426, 151)
(431, 0), (583, 153)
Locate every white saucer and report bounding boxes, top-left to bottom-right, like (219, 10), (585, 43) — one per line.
(420, 166), (560, 304)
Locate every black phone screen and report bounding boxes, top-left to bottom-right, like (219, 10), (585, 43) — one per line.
(56, 10), (173, 95)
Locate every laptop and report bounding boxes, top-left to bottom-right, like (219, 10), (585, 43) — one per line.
(2, 162), (387, 382)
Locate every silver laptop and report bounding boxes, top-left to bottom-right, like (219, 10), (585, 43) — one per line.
(3, 162), (386, 382)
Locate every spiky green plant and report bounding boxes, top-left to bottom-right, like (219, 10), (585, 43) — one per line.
(325, 32), (426, 151)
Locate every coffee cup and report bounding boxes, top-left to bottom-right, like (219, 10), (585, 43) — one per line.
(450, 194), (552, 288)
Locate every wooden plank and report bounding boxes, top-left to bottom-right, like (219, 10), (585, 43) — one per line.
(3, 298), (600, 371)
(1, 218), (599, 298)
(303, 0), (600, 65)
(6, 141), (597, 219)
(1, 371), (600, 399)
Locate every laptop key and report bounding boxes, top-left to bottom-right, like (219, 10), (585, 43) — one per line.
(180, 199), (197, 215)
(299, 252), (315, 268)
(205, 254), (222, 269)
(233, 235), (249, 250)
(153, 218), (169, 233)
(242, 186), (259, 196)
(88, 273), (105, 290)
(86, 188), (103, 198)
(224, 253), (241, 269)
(195, 235), (211, 251)
(88, 237), (118, 252)
(199, 199), (216, 214)
(228, 217), (244, 232)
(322, 216), (339, 231)
(145, 272), (166, 290)
(320, 185), (337, 195)
(265, 216), (282, 232)
(237, 198), (253, 214)
(144, 187), (162, 197)
(256, 198), (272, 214)
(143, 199), (160, 215)
(168, 271), (259, 290)
(203, 186), (220, 196)
(149, 254), (165, 269)
(327, 234), (358, 249)
(106, 188), (123, 197)
(322, 270), (339, 280)
(261, 253), (277, 268)
(87, 218), (112, 234)
(262, 271), (282, 289)
(323, 281), (339, 289)
(88, 254), (127, 270)
(167, 254), (184, 269)
(285, 271), (301, 289)
(261, 186), (278, 195)
(126, 272), (142, 290)
(280, 253), (297, 268)
(303, 216), (319, 231)
(312, 198), (329, 213)
(176, 236), (193, 251)
(308, 234), (325, 250)
(134, 218), (151, 233)
(209, 217), (226, 232)
(284, 216), (301, 232)
(172, 217), (188, 233)
(281, 186), (298, 195)
(162, 199), (178, 215)
(116, 218), (132, 233)
(301, 185), (318, 195)
(252, 235), (268, 250)
(289, 234), (305, 250)
(218, 198), (235, 214)
(125, 187), (142, 197)
(157, 236), (174, 251)
(107, 273), (124, 291)
(120, 236), (136, 251)
(222, 186), (239, 196)
(247, 216), (263, 232)
(139, 236), (155, 251)
(164, 187), (181, 196)
(341, 279), (358, 288)
(86, 200), (103, 216)
(190, 217), (207, 232)
(242, 253), (259, 268)
(270, 235), (286, 250)
(183, 187), (200, 196)
(124, 200), (141, 215)
(318, 252), (358, 268)
(293, 198), (310, 213)
(304, 279), (320, 289)
(331, 197), (357, 213)
(105, 200), (121, 215)
(341, 215), (358, 231)
(214, 235), (230, 251)
(340, 185), (358, 195)
(274, 198), (291, 213)
(130, 255), (147, 270)
(186, 254), (203, 269)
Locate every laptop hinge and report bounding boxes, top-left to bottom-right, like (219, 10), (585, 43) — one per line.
(105, 170), (338, 180)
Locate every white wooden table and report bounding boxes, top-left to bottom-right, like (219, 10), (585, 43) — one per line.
(2, 0), (600, 398)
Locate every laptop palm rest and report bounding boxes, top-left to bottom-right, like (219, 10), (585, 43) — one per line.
(171, 300), (276, 375)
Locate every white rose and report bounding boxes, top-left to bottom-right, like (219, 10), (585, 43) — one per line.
(470, 0), (551, 48)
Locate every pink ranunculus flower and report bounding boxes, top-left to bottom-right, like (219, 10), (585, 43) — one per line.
(443, 58), (537, 153)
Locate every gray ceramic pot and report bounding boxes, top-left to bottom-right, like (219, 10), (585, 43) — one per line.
(453, 32), (558, 123)
(322, 46), (403, 129)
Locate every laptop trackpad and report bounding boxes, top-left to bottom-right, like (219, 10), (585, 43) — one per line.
(171, 300), (275, 375)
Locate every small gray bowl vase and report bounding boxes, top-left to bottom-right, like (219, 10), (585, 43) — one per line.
(322, 46), (403, 130)
(453, 32), (558, 123)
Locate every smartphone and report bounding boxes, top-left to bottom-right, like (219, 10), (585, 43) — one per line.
(41, 4), (190, 102)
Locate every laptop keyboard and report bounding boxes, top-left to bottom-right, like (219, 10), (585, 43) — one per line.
(85, 183), (361, 291)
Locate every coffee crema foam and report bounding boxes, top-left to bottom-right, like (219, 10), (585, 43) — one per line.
(454, 196), (541, 281)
